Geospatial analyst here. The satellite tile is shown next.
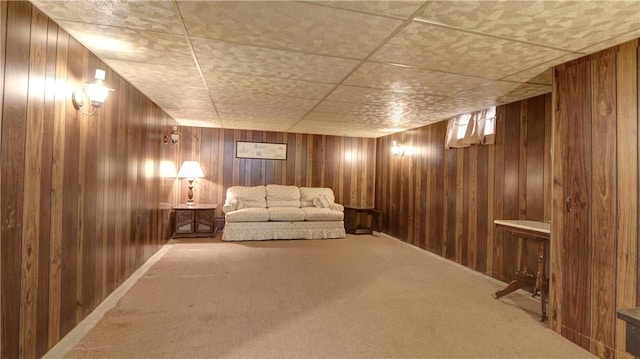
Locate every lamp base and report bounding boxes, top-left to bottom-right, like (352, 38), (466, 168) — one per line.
(185, 179), (195, 206)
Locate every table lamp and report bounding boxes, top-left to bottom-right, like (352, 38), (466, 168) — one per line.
(177, 161), (205, 206)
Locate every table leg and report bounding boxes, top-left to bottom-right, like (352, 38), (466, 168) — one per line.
(536, 240), (548, 322)
(495, 237), (535, 299)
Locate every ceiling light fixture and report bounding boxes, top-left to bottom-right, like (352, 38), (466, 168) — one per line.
(72, 69), (114, 116)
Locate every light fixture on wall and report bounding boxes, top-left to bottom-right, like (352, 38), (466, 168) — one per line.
(72, 69), (114, 116)
(391, 141), (404, 156)
(163, 126), (181, 145)
(177, 161), (205, 206)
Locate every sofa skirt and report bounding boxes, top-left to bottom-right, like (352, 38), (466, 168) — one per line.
(222, 221), (346, 241)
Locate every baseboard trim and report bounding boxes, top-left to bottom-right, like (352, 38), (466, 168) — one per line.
(43, 240), (176, 358)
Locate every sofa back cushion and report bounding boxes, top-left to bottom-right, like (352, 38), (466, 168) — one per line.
(266, 184), (300, 208)
(299, 187), (336, 208)
(226, 185), (267, 208)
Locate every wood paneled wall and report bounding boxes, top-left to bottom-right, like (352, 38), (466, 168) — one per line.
(375, 94), (552, 282)
(175, 127), (377, 210)
(551, 39), (639, 359)
(0, 2), (177, 357)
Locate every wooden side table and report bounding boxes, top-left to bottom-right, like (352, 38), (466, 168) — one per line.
(344, 206), (380, 235)
(493, 219), (550, 322)
(618, 308), (640, 356)
(172, 204), (217, 238)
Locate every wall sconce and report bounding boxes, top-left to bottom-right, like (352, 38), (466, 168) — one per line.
(391, 141), (404, 156)
(177, 161), (205, 206)
(72, 69), (114, 116)
(163, 126), (181, 145)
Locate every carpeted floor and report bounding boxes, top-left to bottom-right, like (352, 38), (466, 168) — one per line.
(57, 234), (595, 358)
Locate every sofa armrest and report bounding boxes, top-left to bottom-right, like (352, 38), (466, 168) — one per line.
(331, 203), (344, 212)
(222, 203), (236, 214)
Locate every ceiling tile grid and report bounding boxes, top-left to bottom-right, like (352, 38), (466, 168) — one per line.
(178, 1), (404, 58)
(343, 62), (490, 96)
(58, 21), (195, 66)
(204, 71), (335, 100)
(29, 0), (640, 138)
(414, 0), (640, 51)
(370, 22), (571, 79)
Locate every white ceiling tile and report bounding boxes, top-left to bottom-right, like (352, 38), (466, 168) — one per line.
(457, 81), (551, 105)
(178, 1), (403, 58)
(33, 0), (640, 137)
(415, 1), (640, 52)
(579, 28), (640, 54)
(31, 0), (184, 34)
(173, 119), (221, 128)
(133, 83), (211, 103)
(344, 62), (489, 96)
(290, 119), (383, 138)
(370, 22), (570, 79)
(215, 102), (308, 120)
(219, 113), (297, 132)
(314, 98), (443, 125)
(192, 39), (360, 83)
(57, 22), (193, 65)
(104, 60), (204, 88)
(327, 85), (445, 106)
(153, 98), (216, 112)
(203, 70), (335, 100)
(312, 1), (426, 18)
(166, 109), (221, 126)
(214, 92), (319, 112)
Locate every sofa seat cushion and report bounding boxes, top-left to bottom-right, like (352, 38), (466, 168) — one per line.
(225, 208), (269, 222)
(268, 207), (305, 221)
(266, 184), (301, 208)
(302, 207), (344, 221)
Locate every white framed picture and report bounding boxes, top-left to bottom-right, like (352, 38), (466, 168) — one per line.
(236, 141), (287, 160)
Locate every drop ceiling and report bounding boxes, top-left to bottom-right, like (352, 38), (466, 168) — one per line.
(30, 1), (640, 138)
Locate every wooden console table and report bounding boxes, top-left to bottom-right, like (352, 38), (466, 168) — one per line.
(494, 219), (550, 321)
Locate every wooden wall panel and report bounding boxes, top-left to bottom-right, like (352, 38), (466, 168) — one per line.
(375, 94), (552, 285)
(615, 41), (638, 359)
(2, 2), (31, 357)
(176, 128), (376, 210)
(589, 50), (617, 358)
(552, 39), (640, 358)
(0, 4), (178, 357)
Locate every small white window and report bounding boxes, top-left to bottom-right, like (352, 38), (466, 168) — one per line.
(446, 107), (496, 148)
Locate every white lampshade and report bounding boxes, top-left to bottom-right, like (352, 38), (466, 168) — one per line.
(177, 161), (204, 179)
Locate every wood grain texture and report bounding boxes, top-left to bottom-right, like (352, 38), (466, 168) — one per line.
(176, 128), (376, 211)
(613, 42), (639, 359)
(560, 59), (593, 350)
(375, 95), (551, 283)
(589, 51), (617, 359)
(550, 66), (565, 334)
(20, 7), (48, 357)
(2, 5), (637, 359)
(2, 2), (30, 357)
(551, 39), (640, 357)
(0, 4), (178, 357)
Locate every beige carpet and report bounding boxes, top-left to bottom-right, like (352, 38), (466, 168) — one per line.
(62, 234), (595, 359)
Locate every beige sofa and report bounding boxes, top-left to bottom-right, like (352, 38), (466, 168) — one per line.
(221, 184), (346, 241)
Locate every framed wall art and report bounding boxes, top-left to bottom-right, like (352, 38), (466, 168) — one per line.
(236, 141), (288, 160)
